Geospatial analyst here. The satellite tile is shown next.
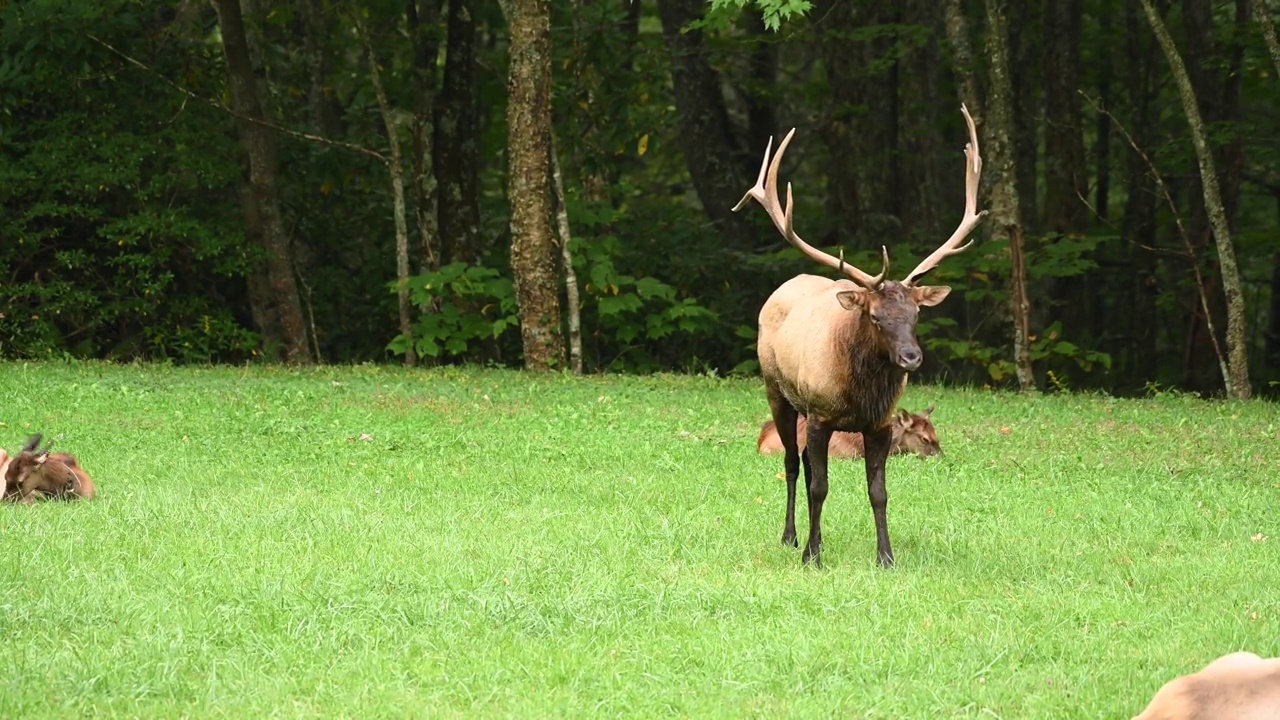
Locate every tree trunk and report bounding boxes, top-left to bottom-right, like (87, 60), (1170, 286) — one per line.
(741, 10), (777, 170)
(1093, 8), (1114, 224)
(812, 0), (901, 245)
(364, 36), (416, 368)
(435, 0), (483, 265)
(985, 0), (1034, 391)
(499, 0), (563, 371)
(655, 0), (756, 249)
(945, 0), (982, 121)
(1253, 0), (1280, 76)
(1140, 0), (1250, 398)
(898, 0), (947, 241)
(409, 0), (442, 271)
(1270, 221), (1280, 378)
(1008, 0), (1041, 233)
(1249, 0), (1280, 383)
(1042, 0), (1086, 233)
(551, 135), (583, 375)
(298, 0), (342, 140)
(1122, 0), (1160, 385)
(213, 0), (312, 365)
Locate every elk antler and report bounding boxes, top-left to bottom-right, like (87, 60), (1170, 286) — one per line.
(733, 129), (888, 290)
(903, 104), (988, 286)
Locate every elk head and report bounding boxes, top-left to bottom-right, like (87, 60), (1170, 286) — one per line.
(734, 105), (987, 372)
(892, 404), (941, 458)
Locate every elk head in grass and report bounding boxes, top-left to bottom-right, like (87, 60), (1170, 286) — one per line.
(735, 105), (985, 568)
(3, 433), (96, 503)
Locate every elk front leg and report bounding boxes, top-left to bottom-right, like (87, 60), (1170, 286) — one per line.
(802, 420), (833, 568)
(863, 424), (895, 568)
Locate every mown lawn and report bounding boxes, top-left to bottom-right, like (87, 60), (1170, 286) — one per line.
(0, 361), (1276, 718)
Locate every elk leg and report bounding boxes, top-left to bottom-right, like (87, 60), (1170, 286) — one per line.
(802, 421), (833, 568)
(863, 425), (895, 568)
(768, 392), (802, 548)
(800, 447), (817, 543)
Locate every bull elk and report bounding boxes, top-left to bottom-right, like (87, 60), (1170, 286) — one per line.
(757, 405), (941, 460)
(735, 105), (985, 567)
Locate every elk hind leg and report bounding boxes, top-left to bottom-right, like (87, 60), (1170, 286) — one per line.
(802, 420), (834, 568)
(767, 390), (801, 548)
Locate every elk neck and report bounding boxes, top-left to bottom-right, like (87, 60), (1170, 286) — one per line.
(826, 306), (909, 432)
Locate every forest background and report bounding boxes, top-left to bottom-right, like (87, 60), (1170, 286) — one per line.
(3, 0), (1279, 399)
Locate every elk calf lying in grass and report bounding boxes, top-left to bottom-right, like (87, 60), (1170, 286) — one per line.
(757, 405), (940, 459)
(2, 434), (96, 504)
(1132, 651), (1280, 720)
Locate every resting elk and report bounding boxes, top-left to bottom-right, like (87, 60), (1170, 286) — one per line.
(757, 405), (941, 460)
(2, 434), (97, 503)
(735, 105), (985, 568)
(1132, 651), (1280, 720)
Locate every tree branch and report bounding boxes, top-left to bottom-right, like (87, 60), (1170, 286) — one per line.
(1081, 91), (1231, 395)
(88, 34), (387, 164)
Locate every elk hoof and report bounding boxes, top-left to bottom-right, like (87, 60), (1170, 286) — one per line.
(802, 546), (823, 569)
(878, 551), (895, 569)
(781, 531), (798, 548)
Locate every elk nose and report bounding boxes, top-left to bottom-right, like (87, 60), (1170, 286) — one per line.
(896, 348), (922, 371)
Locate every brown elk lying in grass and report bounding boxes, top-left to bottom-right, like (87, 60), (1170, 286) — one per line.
(1132, 651), (1280, 720)
(2, 434), (97, 504)
(757, 405), (940, 460)
(735, 105), (985, 567)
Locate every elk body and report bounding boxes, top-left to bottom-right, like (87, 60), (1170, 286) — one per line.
(1132, 651), (1280, 720)
(2, 434), (96, 503)
(736, 105), (985, 567)
(757, 405), (941, 460)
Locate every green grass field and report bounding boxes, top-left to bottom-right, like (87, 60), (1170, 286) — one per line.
(0, 361), (1276, 718)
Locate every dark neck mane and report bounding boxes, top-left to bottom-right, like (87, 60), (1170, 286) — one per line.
(828, 310), (908, 432)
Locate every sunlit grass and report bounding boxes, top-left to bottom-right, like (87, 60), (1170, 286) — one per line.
(0, 361), (1276, 717)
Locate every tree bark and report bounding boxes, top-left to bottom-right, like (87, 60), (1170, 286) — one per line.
(1253, 0), (1280, 76)
(1008, 0), (1041, 233)
(984, 0), (1034, 391)
(499, 0), (563, 371)
(1247, 0), (1280, 380)
(812, 0), (901, 244)
(655, 0), (756, 248)
(363, 36), (416, 368)
(298, 0), (342, 140)
(409, 0), (442, 271)
(898, 0), (947, 241)
(213, 0), (313, 365)
(741, 11), (777, 171)
(1140, 0), (1251, 398)
(1042, 0), (1086, 233)
(435, 0), (483, 265)
(551, 135), (583, 374)
(1093, 8), (1114, 224)
(945, 0), (982, 118)
(1122, 0), (1160, 381)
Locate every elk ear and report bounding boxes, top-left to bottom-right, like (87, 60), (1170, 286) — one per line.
(923, 403), (935, 417)
(836, 289), (867, 311)
(912, 285), (951, 307)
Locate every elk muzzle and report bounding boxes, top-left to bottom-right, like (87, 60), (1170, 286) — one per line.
(894, 344), (923, 372)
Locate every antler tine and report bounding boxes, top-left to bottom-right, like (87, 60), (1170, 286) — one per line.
(734, 128), (886, 289)
(903, 104), (988, 286)
(732, 134), (774, 213)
